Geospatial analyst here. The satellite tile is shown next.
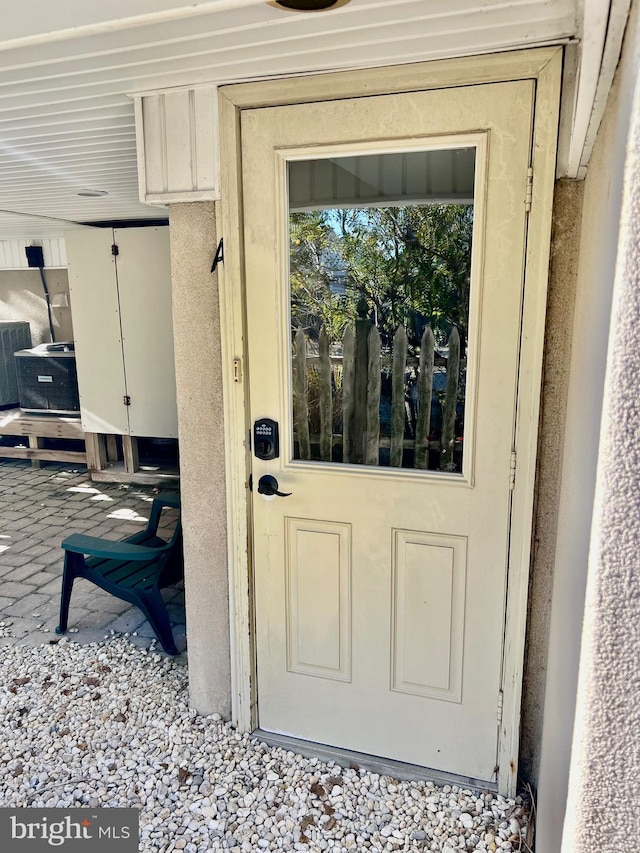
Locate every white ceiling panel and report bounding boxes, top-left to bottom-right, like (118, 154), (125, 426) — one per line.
(0, 1), (256, 46)
(0, 0), (577, 242)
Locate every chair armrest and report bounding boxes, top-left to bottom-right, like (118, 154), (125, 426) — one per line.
(62, 533), (168, 561)
(146, 492), (180, 536)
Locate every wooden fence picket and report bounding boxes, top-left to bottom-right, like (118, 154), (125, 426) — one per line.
(294, 328), (311, 460)
(294, 321), (461, 472)
(342, 325), (355, 463)
(353, 310), (370, 465)
(415, 325), (435, 469)
(390, 325), (408, 467)
(441, 326), (460, 470)
(318, 327), (332, 461)
(365, 325), (381, 465)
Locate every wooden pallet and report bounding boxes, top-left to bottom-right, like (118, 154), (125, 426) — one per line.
(0, 408), (87, 467)
(0, 411), (180, 480)
(88, 434), (180, 485)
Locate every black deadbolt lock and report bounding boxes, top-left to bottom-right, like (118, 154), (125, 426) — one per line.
(253, 418), (279, 460)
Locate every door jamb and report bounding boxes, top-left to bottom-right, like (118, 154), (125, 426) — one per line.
(217, 47), (562, 797)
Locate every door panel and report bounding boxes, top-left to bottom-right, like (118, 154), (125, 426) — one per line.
(67, 226), (178, 438)
(391, 529), (467, 702)
(115, 227), (178, 438)
(66, 228), (129, 435)
(285, 517), (352, 681)
(243, 81), (534, 781)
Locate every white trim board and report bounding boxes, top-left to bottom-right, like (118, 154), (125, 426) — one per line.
(557, 0), (632, 178)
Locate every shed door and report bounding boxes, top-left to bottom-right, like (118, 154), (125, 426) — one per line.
(242, 80), (533, 782)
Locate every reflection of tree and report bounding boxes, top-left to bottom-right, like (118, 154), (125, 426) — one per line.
(289, 211), (353, 343)
(290, 204), (473, 350)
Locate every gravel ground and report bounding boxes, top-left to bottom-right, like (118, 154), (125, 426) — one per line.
(0, 638), (528, 852)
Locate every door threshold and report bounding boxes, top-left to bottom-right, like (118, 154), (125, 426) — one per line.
(251, 729), (497, 794)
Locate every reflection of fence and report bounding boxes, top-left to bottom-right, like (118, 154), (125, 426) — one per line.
(293, 322), (461, 469)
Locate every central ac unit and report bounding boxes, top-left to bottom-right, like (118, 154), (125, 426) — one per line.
(0, 322), (32, 407)
(15, 342), (80, 416)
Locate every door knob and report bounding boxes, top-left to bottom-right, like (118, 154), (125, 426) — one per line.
(257, 474), (292, 497)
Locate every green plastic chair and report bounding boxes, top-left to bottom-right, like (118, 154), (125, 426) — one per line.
(56, 492), (183, 654)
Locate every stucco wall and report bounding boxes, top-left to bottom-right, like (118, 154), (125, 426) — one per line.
(0, 268), (73, 344)
(168, 202), (232, 718)
(561, 39), (640, 851)
(536, 5), (640, 850)
(519, 178), (584, 785)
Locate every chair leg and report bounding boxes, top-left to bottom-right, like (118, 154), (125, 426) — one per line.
(137, 587), (178, 655)
(55, 553), (79, 635)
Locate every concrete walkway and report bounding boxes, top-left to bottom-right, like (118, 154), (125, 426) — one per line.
(0, 459), (185, 657)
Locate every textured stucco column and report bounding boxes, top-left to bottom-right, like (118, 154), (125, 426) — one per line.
(169, 201), (231, 718)
(518, 178), (584, 784)
(561, 45), (640, 853)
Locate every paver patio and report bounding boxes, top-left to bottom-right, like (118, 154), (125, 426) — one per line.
(0, 459), (185, 657)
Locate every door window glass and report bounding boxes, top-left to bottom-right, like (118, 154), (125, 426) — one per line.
(288, 148), (475, 472)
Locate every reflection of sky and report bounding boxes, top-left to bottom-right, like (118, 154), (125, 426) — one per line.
(325, 208), (342, 233)
(319, 204), (474, 236)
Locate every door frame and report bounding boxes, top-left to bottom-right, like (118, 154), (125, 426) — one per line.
(217, 47), (562, 796)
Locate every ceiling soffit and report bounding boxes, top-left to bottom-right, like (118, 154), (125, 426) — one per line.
(0, 0), (610, 242)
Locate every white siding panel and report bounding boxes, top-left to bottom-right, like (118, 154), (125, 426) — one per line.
(193, 87), (218, 191)
(163, 92), (194, 193)
(47, 237), (68, 267)
(0, 0), (576, 237)
(0, 0), (232, 45)
(0, 0), (575, 76)
(141, 95), (167, 196)
(136, 86), (220, 203)
(0, 238), (68, 269)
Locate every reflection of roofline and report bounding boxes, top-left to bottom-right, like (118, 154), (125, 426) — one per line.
(291, 198), (475, 213)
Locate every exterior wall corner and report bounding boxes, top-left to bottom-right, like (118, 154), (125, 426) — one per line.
(168, 201), (232, 718)
(519, 177), (585, 785)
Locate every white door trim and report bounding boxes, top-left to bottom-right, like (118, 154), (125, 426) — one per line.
(218, 47), (562, 797)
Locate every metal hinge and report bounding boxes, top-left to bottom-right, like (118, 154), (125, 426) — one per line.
(123, 395), (131, 406)
(111, 244), (119, 256)
(509, 451), (517, 490)
(525, 167), (533, 213)
(233, 357), (242, 384)
(497, 690), (504, 724)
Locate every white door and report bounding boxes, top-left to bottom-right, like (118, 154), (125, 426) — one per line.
(115, 227), (177, 438)
(242, 81), (534, 783)
(66, 227), (130, 435)
(66, 226), (177, 438)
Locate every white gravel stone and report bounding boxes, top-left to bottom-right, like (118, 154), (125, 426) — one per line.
(0, 638), (528, 852)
